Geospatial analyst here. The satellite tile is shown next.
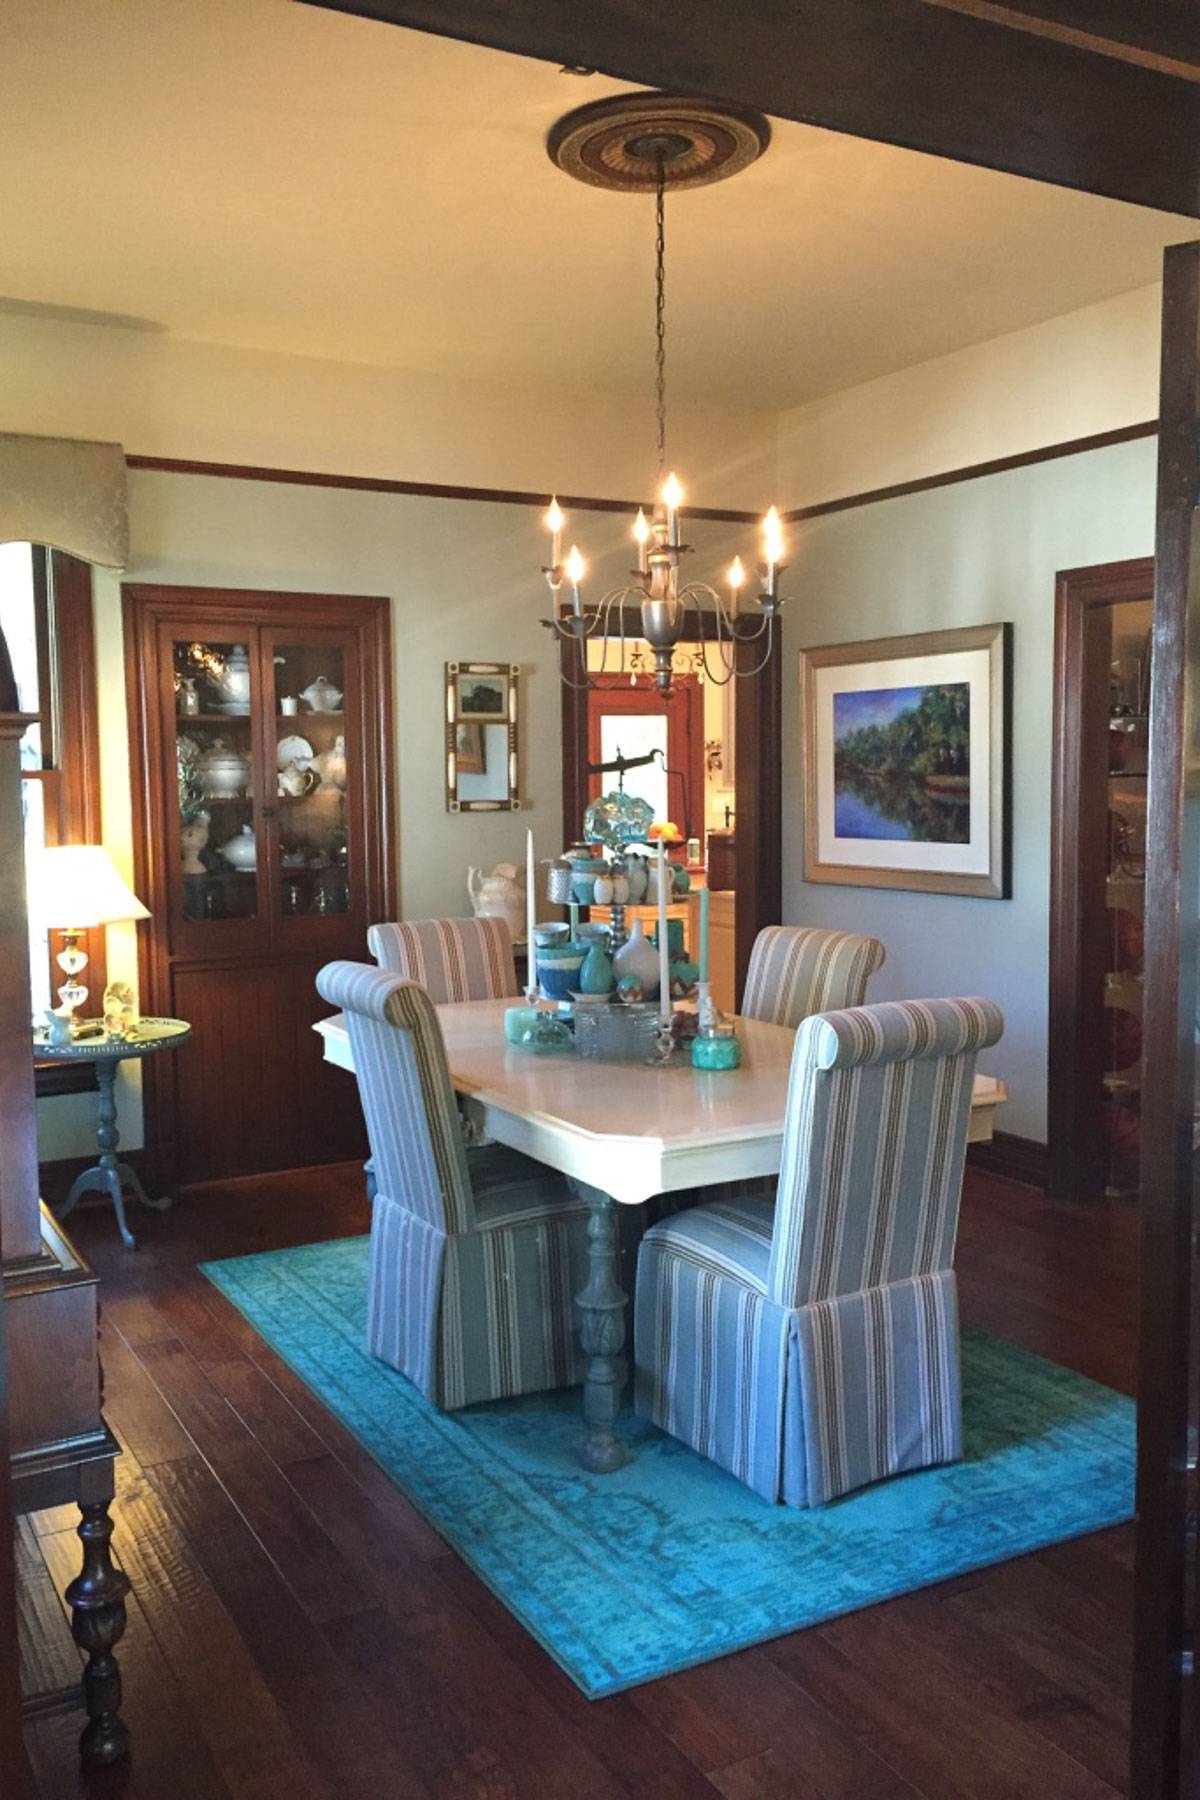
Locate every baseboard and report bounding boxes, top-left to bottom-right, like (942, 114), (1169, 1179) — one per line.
(967, 1129), (1048, 1190)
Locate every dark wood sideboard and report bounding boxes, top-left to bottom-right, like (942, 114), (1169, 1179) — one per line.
(1, 701), (129, 1768)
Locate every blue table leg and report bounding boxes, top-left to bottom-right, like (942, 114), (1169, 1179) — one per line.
(570, 1181), (628, 1474)
(56, 1058), (169, 1250)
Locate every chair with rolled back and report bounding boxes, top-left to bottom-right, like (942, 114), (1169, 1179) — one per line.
(741, 924), (886, 1028)
(635, 996), (1004, 1507)
(316, 961), (590, 1409)
(362, 917), (519, 1197)
(367, 916), (519, 1001)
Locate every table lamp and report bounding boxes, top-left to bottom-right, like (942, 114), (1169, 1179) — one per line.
(29, 845), (151, 1024)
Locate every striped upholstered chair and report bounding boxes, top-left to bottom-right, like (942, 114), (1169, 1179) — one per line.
(316, 961), (589, 1410)
(635, 996), (1003, 1507)
(741, 924), (885, 1027)
(367, 917), (518, 1002)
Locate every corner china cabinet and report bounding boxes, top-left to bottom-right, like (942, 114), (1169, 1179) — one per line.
(1049, 558), (1152, 1202)
(124, 587), (393, 1184)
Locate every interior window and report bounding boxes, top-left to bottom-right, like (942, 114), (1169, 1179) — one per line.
(0, 543), (100, 1030)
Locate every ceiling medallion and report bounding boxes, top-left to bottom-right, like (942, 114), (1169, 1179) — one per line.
(540, 93), (783, 698)
(547, 91), (770, 193)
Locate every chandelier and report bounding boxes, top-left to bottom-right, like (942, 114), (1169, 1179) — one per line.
(540, 93), (784, 698)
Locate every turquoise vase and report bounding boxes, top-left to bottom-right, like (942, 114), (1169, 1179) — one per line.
(579, 941), (615, 995)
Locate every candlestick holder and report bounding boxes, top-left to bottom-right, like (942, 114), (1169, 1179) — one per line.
(650, 1017), (678, 1065)
(695, 980), (720, 1036)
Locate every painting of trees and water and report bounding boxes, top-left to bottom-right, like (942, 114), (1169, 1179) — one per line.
(833, 682), (970, 843)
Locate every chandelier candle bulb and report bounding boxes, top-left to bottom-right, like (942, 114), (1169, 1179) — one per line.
(565, 544), (585, 618)
(763, 506), (784, 597)
(727, 557), (745, 611)
(545, 496), (564, 573)
(662, 473), (683, 549)
(634, 508), (650, 574)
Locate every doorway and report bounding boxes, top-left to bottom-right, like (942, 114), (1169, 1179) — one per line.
(561, 618), (779, 1005)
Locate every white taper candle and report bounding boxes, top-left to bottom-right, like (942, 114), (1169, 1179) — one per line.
(525, 828), (537, 1000)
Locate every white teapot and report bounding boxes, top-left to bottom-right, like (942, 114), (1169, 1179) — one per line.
(467, 861), (525, 944)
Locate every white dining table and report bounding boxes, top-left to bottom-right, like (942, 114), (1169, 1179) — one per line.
(315, 997), (1007, 1471)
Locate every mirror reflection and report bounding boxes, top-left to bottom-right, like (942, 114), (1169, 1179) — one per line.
(445, 661), (520, 811)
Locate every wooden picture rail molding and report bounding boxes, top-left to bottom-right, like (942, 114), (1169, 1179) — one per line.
(783, 421), (1160, 524)
(128, 420), (1160, 532)
(122, 456), (761, 525)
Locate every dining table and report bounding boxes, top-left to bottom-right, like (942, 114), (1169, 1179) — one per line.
(315, 997), (1007, 1473)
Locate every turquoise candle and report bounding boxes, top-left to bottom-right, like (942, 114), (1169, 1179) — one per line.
(504, 1005), (540, 1044)
(569, 900), (579, 939)
(698, 884), (710, 984)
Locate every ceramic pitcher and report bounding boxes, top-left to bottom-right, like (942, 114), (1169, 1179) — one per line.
(467, 861), (526, 944)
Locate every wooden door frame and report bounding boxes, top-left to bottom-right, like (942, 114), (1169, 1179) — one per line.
(1047, 556), (1154, 1201)
(584, 673), (706, 843)
(1131, 240), (1200, 1797)
(561, 607), (781, 1000)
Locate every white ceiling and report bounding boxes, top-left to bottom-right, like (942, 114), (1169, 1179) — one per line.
(2, 0), (1192, 412)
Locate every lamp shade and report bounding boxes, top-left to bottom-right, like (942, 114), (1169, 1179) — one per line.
(29, 845), (151, 929)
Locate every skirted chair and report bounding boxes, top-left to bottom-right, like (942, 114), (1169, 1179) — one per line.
(635, 996), (1004, 1507)
(741, 924), (885, 1027)
(368, 916), (519, 1001)
(316, 960), (590, 1410)
(363, 916), (518, 1194)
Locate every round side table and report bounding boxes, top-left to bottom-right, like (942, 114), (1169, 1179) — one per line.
(33, 1018), (191, 1249)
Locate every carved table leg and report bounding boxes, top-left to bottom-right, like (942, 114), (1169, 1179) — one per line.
(66, 1499), (131, 1767)
(56, 1058), (171, 1248)
(570, 1181), (628, 1474)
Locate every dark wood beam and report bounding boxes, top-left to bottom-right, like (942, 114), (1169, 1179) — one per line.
(920, 1), (1200, 82)
(299, 0), (1200, 217)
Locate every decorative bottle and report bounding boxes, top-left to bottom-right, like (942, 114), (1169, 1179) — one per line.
(612, 917), (659, 998)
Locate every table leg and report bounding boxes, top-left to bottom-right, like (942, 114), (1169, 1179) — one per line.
(569, 1181), (628, 1474)
(55, 1059), (171, 1248)
(66, 1498), (130, 1767)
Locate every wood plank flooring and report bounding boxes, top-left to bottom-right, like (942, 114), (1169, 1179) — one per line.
(17, 1164), (1138, 1799)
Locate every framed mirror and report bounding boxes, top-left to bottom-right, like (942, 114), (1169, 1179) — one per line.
(445, 661), (521, 811)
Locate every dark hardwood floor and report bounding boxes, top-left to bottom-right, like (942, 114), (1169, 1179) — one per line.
(17, 1164), (1138, 1799)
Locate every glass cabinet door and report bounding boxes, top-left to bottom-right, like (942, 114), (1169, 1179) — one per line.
(264, 631), (360, 938)
(172, 634), (263, 938)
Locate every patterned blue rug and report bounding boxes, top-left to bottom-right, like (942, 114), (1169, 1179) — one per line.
(201, 1236), (1135, 1699)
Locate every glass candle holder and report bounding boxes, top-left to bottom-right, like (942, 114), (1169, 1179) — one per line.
(691, 1028), (742, 1071)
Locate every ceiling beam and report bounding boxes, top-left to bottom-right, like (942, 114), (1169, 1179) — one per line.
(919, 0), (1200, 83)
(298, 0), (1200, 217)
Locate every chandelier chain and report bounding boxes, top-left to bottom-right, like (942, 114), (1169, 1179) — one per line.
(654, 156), (667, 480)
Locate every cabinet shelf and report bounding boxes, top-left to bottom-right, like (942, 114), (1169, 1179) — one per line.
(276, 711), (344, 722)
(177, 711), (251, 725)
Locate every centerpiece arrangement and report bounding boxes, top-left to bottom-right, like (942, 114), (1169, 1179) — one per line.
(508, 778), (738, 1068)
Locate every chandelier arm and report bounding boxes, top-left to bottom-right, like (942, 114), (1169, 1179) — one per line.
(725, 612), (776, 683)
(556, 630), (596, 692)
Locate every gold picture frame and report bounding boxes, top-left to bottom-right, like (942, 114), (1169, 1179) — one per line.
(800, 622), (1011, 899)
(445, 661), (521, 811)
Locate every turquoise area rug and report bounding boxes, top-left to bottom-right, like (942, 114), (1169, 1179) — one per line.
(201, 1236), (1135, 1699)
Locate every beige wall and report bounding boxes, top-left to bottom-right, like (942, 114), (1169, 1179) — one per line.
(776, 285), (1160, 509)
(0, 312), (777, 512)
(783, 435), (1157, 1142)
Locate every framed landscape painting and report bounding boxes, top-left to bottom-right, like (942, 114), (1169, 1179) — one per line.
(800, 623), (1011, 899)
